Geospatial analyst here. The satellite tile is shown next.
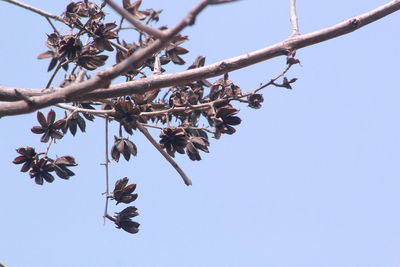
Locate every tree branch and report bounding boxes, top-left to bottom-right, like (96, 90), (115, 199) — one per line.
(290, 0), (300, 36)
(1, 0), (62, 20)
(1, 1), (400, 116)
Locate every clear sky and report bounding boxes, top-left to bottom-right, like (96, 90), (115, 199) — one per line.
(1, 0), (400, 267)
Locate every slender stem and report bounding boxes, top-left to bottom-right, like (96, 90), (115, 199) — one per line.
(290, 0), (300, 36)
(45, 61), (63, 89)
(45, 17), (60, 35)
(44, 138), (54, 156)
(252, 62), (294, 94)
(119, 123), (123, 137)
(136, 122), (192, 186)
(103, 117), (110, 224)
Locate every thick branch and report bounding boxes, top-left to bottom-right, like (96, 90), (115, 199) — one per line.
(1, 0), (400, 116)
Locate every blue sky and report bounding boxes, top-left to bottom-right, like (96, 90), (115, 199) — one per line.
(1, 0), (400, 266)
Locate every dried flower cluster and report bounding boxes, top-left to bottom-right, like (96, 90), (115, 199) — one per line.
(12, 0), (299, 234)
(13, 147), (77, 185)
(13, 109), (80, 185)
(110, 177), (140, 234)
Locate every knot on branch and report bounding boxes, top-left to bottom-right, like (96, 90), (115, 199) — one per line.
(350, 18), (360, 28)
(217, 62), (228, 73)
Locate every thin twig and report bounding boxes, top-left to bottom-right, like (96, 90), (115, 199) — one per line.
(44, 138), (54, 156)
(290, 0), (300, 36)
(136, 122), (192, 186)
(45, 17), (60, 35)
(252, 62), (294, 94)
(55, 103), (113, 115)
(2, 0), (62, 20)
(102, 116), (110, 225)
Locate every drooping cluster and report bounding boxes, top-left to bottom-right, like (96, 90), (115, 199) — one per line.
(110, 177), (140, 234)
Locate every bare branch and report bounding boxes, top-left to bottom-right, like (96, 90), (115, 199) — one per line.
(290, 0), (300, 36)
(136, 122), (192, 186)
(1, 1), (400, 116)
(1, 0), (62, 20)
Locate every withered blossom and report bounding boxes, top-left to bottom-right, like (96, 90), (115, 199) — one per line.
(169, 85), (203, 108)
(60, 111), (86, 136)
(114, 206), (140, 234)
(52, 156), (77, 180)
(59, 74), (77, 88)
(169, 90), (187, 107)
(29, 158), (55, 185)
(111, 137), (138, 162)
(144, 55), (170, 72)
(159, 127), (188, 157)
(63, 1), (104, 25)
(113, 100), (143, 134)
(280, 77), (297, 89)
(112, 177), (138, 205)
(78, 103), (96, 121)
(185, 136), (210, 161)
(91, 22), (118, 51)
(248, 93), (264, 109)
(186, 141), (201, 161)
(213, 105), (241, 135)
(12, 147), (37, 172)
(123, 0), (149, 20)
(207, 73), (241, 100)
(187, 56), (212, 87)
(165, 35), (189, 65)
(76, 45), (108, 70)
(58, 34), (83, 60)
(37, 33), (62, 72)
(132, 88), (161, 105)
(31, 110), (64, 143)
